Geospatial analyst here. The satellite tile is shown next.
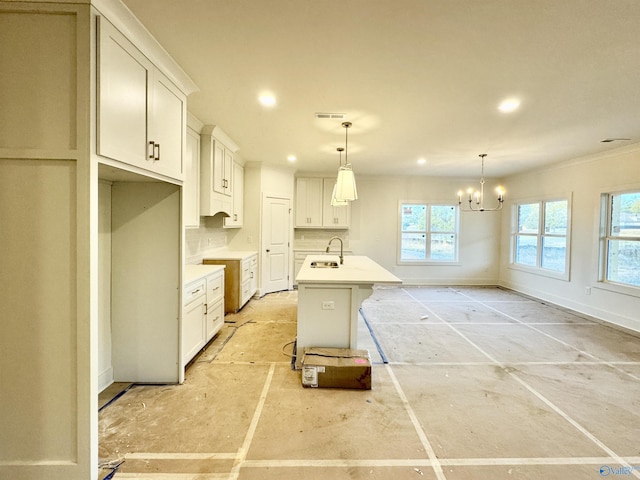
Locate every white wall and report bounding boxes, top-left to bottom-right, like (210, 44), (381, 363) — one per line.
(348, 175), (502, 284)
(499, 143), (640, 332)
(98, 181), (113, 392)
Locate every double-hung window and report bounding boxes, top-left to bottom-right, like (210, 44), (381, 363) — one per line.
(399, 203), (458, 263)
(512, 197), (570, 278)
(600, 190), (640, 288)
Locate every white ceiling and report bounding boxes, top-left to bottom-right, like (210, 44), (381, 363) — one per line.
(122, 0), (640, 178)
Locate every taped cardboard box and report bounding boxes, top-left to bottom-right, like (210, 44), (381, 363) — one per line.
(301, 347), (371, 390)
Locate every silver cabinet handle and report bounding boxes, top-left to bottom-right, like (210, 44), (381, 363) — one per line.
(148, 141), (155, 159)
(154, 143), (160, 161)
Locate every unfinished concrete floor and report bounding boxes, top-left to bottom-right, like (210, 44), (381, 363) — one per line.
(98, 286), (640, 479)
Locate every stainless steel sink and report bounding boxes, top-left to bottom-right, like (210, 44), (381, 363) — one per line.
(310, 260), (339, 268)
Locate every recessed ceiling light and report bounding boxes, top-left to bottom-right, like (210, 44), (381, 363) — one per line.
(498, 98), (520, 113)
(259, 92), (276, 107)
(417, 158), (426, 165)
(287, 155), (296, 162)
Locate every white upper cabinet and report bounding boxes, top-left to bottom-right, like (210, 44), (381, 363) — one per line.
(322, 178), (350, 228)
(295, 177), (323, 227)
(200, 125), (239, 217)
(224, 161), (244, 228)
(150, 70), (186, 179)
(295, 177), (350, 229)
(97, 17), (186, 181)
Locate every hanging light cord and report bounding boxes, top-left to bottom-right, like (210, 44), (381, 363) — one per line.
(342, 122), (352, 165)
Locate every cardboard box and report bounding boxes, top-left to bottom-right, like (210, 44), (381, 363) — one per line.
(301, 347), (372, 390)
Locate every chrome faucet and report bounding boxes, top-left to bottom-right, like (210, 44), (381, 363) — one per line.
(326, 236), (344, 264)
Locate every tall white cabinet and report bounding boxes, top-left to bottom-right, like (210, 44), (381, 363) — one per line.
(0, 1), (198, 479)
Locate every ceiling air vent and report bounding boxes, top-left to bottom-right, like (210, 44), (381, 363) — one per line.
(315, 113), (345, 119)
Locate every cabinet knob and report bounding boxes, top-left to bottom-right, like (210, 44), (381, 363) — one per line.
(266, 249), (270, 253)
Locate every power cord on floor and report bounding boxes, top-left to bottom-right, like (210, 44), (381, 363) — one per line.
(281, 339), (296, 357)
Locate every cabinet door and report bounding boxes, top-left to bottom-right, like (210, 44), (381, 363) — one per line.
(322, 178), (350, 228)
(249, 254), (258, 295)
(223, 148), (234, 196)
(212, 142), (226, 195)
(224, 162), (244, 228)
(183, 296), (206, 365)
(184, 127), (200, 228)
(295, 177), (323, 227)
(150, 70), (185, 179)
(97, 17), (150, 168)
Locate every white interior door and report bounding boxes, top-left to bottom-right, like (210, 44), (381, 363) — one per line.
(262, 194), (291, 294)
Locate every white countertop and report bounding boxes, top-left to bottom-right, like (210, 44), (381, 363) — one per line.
(184, 264), (225, 284)
(202, 249), (258, 261)
(296, 255), (402, 285)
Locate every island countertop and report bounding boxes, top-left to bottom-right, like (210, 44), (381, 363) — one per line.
(296, 255), (402, 285)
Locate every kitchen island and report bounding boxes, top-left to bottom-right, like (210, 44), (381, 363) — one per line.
(295, 255), (401, 368)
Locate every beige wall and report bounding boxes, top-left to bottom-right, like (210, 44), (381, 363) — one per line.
(499, 143), (640, 332)
(348, 175), (502, 284)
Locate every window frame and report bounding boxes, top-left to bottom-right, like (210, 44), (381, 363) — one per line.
(397, 201), (460, 265)
(597, 188), (640, 295)
(510, 194), (572, 281)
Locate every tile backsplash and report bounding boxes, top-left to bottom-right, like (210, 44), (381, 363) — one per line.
(294, 229), (350, 250)
(185, 218), (228, 264)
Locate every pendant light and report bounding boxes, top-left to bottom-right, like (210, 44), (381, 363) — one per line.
(334, 121), (358, 202)
(331, 147), (349, 206)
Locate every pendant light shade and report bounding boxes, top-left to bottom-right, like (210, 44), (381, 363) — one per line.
(331, 147), (350, 206)
(333, 122), (358, 202)
(334, 165), (358, 201)
(330, 182), (349, 206)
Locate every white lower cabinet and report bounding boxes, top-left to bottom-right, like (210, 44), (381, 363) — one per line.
(183, 266), (225, 366)
(183, 280), (207, 365)
(205, 271), (224, 340)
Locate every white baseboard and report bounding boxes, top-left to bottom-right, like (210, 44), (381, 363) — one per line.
(98, 366), (114, 393)
(499, 280), (640, 335)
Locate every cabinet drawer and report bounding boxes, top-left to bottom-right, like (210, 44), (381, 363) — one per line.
(241, 259), (251, 283)
(241, 280), (252, 307)
(206, 273), (223, 303)
(206, 298), (224, 341)
(184, 279), (206, 304)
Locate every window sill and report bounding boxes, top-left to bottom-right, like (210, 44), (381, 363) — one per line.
(593, 281), (640, 299)
(508, 263), (569, 281)
(397, 261), (461, 266)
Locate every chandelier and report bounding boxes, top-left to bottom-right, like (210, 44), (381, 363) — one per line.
(457, 154), (504, 212)
(333, 122), (358, 202)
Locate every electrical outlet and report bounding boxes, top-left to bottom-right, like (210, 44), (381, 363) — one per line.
(585, 286), (591, 295)
(322, 301), (335, 310)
